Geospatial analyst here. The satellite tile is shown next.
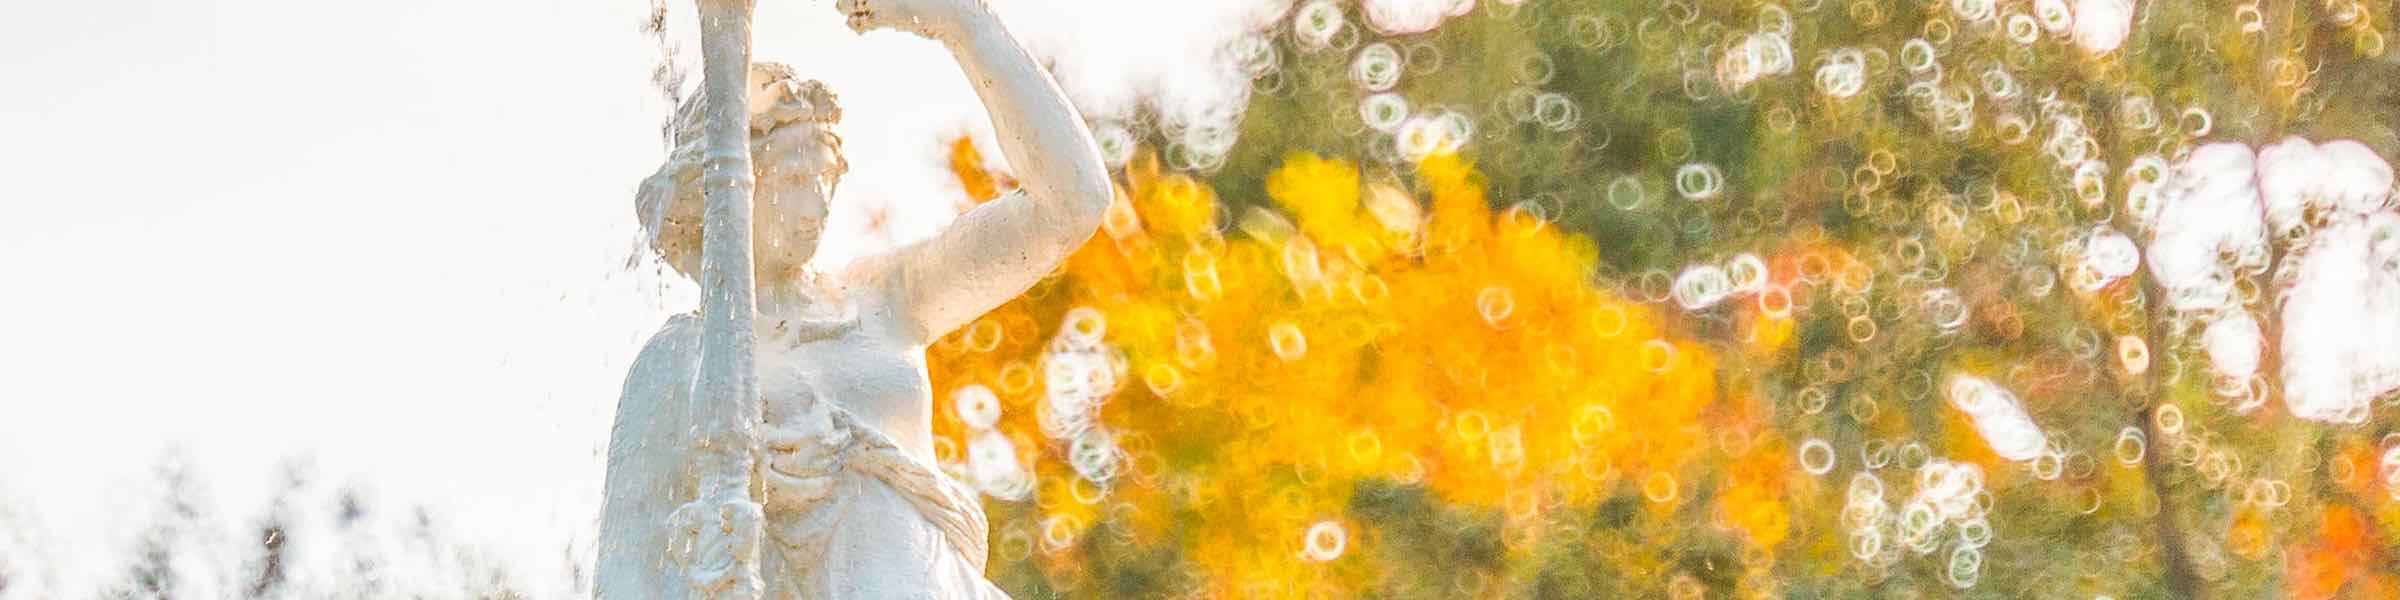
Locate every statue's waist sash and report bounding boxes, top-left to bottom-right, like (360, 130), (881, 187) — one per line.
(762, 409), (991, 573)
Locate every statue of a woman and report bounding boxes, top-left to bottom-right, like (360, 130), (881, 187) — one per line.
(597, 0), (1111, 597)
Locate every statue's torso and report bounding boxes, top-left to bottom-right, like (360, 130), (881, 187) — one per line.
(755, 275), (936, 464)
(601, 271), (1002, 599)
(748, 275), (1005, 600)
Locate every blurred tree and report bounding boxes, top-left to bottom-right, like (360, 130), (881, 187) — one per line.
(925, 0), (2400, 594)
(0, 491), (59, 600)
(243, 459), (309, 598)
(104, 453), (237, 600)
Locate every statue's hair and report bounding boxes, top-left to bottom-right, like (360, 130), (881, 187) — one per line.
(636, 63), (849, 277)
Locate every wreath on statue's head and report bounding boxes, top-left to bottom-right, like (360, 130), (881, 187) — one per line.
(636, 62), (851, 279)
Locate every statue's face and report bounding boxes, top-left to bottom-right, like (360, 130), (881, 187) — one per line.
(751, 121), (841, 278)
(639, 66), (846, 282)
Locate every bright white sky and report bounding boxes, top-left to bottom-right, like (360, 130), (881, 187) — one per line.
(0, 0), (1288, 593)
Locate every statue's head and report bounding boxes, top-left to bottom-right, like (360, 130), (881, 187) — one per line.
(637, 62), (848, 282)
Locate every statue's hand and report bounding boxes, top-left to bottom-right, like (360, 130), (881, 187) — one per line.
(835, 0), (987, 41)
(759, 416), (851, 510)
(667, 496), (765, 597)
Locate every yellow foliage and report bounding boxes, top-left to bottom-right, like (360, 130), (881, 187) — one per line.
(1722, 438), (1792, 550)
(928, 143), (1724, 596)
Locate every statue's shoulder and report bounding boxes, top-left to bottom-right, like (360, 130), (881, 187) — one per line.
(823, 238), (951, 305)
(827, 252), (900, 292)
(620, 312), (704, 398)
(799, 258), (908, 323)
(645, 311), (705, 350)
(653, 311), (704, 338)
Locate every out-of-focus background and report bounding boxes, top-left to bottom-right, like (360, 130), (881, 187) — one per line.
(7, 0), (2400, 597)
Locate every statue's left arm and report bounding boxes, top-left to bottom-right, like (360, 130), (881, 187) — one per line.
(843, 0), (1112, 342)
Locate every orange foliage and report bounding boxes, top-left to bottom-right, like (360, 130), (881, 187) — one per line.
(924, 143), (1726, 596)
(2286, 504), (2395, 600)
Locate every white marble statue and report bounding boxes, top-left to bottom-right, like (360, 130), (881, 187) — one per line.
(598, 0), (1112, 597)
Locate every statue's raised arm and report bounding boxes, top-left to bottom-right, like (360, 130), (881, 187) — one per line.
(839, 0), (1114, 342)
